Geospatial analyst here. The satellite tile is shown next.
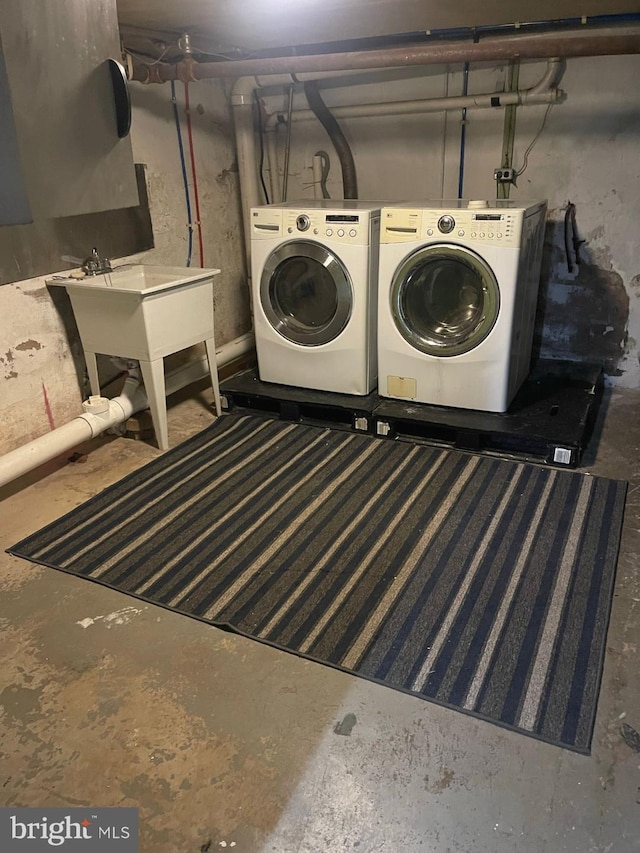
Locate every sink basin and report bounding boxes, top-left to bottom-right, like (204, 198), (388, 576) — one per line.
(47, 263), (221, 295)
(45, 263), (223, 451)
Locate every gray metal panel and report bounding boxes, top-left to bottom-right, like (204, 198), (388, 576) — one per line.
(0, 30), (31, 225)
(0, 165), (153, 286)
(0, 0), (139, 225)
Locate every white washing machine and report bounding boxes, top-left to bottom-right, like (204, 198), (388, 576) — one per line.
(377, 199), (547, 412)
(251, 200), (381, 395)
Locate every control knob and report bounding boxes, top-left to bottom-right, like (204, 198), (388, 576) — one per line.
(296, 214), (311, 232)
(438, 214), (455, 234)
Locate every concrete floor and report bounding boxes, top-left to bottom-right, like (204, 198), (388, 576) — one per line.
(1, 382), (639, 852)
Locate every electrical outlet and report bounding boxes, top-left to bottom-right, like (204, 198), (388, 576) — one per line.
(494, 167), (516, 183)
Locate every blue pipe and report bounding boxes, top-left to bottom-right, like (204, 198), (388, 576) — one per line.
(425, 14), (640, 42)
(457, 61), (469, 199)
(170, 80), (194, 268)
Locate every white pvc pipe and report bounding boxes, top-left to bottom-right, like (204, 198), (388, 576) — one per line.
(231, 85), (262, 267)
(265, 128), (280, 204)
(264, 59), (564, 129)
(0, 377), (146, 489)
(527, 57), (565, 94)
(312, 154), (324, 200)
(0, 420), (94, 487)
(0, 332), (255, 489)
(270, 89), (561, 126)
(164, 331), (255, 397)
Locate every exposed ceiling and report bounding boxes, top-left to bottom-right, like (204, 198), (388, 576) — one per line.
(116, 0), (640, 56)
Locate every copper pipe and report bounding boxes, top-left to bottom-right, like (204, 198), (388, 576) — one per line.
(130, 28), (640, 84)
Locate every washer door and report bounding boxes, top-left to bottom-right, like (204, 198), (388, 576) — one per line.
(260, 241), (353, 346)
(391, 244), (500, 357)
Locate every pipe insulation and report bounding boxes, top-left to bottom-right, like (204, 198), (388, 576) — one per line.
(0, 332), (254, 490)
(130, 27), (640, 83)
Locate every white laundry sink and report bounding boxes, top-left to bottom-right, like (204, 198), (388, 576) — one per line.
(48, 263), (217, 295)
(46, 263), (222, 450)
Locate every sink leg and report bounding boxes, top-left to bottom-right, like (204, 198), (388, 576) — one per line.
(139, 358), (169, 451)
(204, 337), (222, 416)
(85, 352), (100, 396)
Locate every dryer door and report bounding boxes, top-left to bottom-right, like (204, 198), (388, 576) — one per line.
(391, 244), (500, 356)
(260, 241), (353, 346)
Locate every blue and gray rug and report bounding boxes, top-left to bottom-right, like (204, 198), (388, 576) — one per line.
(8, 415), (626, 753)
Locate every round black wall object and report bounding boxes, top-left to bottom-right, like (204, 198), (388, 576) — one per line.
(107, 58), (132, 138)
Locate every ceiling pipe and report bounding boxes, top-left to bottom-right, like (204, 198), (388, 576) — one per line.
(130, 27), (640, 83)
(263, 59), (565, 131)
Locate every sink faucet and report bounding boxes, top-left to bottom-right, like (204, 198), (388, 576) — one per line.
(82, 247), (112, 276)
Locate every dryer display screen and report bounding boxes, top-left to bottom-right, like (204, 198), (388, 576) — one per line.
(326, 215), (359, 223)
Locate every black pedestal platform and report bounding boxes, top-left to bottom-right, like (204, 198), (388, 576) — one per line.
(219, 369), (379, 434)
(219, 361), (604, 468)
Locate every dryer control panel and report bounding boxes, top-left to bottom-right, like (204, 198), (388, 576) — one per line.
(380, 207), (524, 248)
(251, 207), (377, 246)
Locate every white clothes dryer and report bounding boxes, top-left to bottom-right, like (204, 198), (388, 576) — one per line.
(251, 201), (381, 395)
(377, 199), (547, 413)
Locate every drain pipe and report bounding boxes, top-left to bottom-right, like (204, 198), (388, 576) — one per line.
(231, 77), (263, 267)
(0, 378), (146, 489)
(0, 332), (254, 489)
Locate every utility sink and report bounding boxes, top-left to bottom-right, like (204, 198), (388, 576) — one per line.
(48, 263), (218, 295)
(46, 263), (222, 451)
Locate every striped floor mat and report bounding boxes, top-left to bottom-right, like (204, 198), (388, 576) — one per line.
(8, 415), (626, 752)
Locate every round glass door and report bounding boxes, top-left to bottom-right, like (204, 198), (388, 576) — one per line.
(260, 241), (353, 346)
(391, 244), (500, 356)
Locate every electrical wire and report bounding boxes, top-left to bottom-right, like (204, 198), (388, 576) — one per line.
(254, 92), (270, 204)
(183, 81), (205, 268)
(170, 80), (193, 267)
(564, 201), (584, 273)
(124, 42), (177, 66)
(457, 61), (470, 199)
(515, 103), (554, 178)
(314, 150), (331, 199)
(282, 85), (295, 202)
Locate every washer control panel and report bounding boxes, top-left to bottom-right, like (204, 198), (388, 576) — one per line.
(251, 207), (376, 245)
(381, 207), (524, 247)
(286, 211), (371, 245)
